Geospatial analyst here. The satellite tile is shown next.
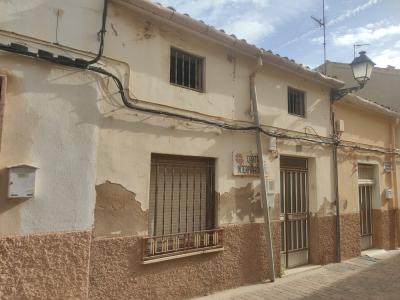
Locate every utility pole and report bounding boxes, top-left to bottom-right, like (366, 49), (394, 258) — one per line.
(311, 0), (326, 74)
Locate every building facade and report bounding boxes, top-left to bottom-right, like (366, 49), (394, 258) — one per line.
(335, 96), (400, 260)
(0, 0), (398, 299)
(321, 61), (400, 260)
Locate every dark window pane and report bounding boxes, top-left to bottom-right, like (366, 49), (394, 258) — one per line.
(170, 52), (176, 84)
(170, 47), (204, 91)
(288, 87), (305, 117)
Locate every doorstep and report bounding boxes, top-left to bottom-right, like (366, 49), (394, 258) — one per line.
(284, 264), (321, 277)
(361, 248), (387, 258)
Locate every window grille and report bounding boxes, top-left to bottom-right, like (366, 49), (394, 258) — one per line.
(148, 154), (215, 237)
(170, 47), (204, 92)
(288, 87), (306, 117)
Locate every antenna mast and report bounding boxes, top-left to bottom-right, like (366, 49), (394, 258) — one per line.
(354, 43), (370, 58)
(311, 0), (326, 74)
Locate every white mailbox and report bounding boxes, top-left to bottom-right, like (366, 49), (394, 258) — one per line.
(8, 165), (37, 198)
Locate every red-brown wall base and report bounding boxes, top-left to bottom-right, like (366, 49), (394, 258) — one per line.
(0, 231), (91, 299)
(89, 223), (281, 300)
(372, 209), (397, 250)
(309, 215), (337, 265)
(340, 213), (361, 260)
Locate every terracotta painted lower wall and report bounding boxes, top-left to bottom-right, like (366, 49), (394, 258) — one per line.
(372, 209), (398, 250)
(0, 224), (280, 300)
(89, 223), (281, 300)
(340, 213), (361, 260)
(0, 231), (91, 299)
(309, 215), (337, 265)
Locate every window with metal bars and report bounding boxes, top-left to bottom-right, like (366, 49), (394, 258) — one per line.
(288, 87), (306, 117)
(170, 47), (204, 92)
(148, 154), (215, 237)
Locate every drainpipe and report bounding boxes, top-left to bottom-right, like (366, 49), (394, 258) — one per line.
(330, 94), (341, 262)
(390, 119), (400, 247)
(250, 55), (275, 282)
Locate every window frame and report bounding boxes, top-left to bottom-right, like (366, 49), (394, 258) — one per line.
(169, 47), (205, 93)
(287, 86), (307, 118)
(148, 153), (216, 237)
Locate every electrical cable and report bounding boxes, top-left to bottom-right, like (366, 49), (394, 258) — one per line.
(86, 0), (108, 65)
(0, 1), (397, 155)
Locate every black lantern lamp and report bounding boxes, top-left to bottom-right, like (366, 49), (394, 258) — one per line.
(331, 51), (375, 101)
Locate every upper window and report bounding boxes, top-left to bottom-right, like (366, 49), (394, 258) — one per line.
(170, 47), (204, 92)
(288, 87), (306, 118)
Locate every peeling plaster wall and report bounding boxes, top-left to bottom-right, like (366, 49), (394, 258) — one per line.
(0, 56), (100, 236)
(1, 0), (334, 234)
(94, 181), (148, 238)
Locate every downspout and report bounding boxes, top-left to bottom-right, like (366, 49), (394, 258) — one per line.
(250, 56), (275, 282)
(330, 93), (341, 262)
(390, 118), (400, 247)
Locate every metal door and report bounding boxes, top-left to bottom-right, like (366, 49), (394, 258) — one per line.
(359, 185), (373, 250)
(280, 157), (309, 269)
(358, 164), (374, 250)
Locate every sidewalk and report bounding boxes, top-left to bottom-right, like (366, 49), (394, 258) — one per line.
(194, 249), (400, 300)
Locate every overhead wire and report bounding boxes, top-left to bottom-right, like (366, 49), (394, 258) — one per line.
(0, 0), (398, 156)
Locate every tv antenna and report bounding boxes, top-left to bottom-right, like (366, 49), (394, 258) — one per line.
(311, 0), (326, 74)
(354, 43), (370, 58)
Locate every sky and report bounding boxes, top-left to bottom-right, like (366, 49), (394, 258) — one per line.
(155, 0), (400, 69)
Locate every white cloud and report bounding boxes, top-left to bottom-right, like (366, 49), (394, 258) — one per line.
(155, 0), (317, 44)
(327, 0), (382, 26)
(276, 0), (382, 50)
(333, 23), (400, 46)
(371, 48), (400, 68)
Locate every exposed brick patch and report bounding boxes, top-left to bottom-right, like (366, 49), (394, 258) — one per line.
(0, 231), (91, 299)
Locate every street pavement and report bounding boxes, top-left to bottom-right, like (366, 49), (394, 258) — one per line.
(195, 249), (400, 300)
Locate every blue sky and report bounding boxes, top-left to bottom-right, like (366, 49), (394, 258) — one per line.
(155, 0), (400, 68)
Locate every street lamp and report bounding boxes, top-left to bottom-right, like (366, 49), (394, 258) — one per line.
(331, 51), (375, 101)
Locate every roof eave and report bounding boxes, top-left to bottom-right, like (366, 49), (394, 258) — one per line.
(113, 0), (344, 89)
(342, 94), (400, 119)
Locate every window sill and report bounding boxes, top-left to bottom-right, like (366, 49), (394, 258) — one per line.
(142, 246), (224, 265)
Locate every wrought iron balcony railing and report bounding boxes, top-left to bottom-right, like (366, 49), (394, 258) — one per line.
(142, 228), (224, 262)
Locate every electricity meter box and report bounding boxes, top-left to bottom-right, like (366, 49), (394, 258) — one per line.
(7, 165), (37, 198)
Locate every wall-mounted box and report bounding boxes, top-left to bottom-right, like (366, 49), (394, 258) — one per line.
(335, 119), (345, 133)
(8, 165), (37, 198)
(385, 188), (393, 200)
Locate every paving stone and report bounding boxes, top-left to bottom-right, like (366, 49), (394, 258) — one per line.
(195, 250), (400, 300)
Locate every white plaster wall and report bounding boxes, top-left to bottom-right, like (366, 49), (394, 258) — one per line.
(0, 0), (335, 234)
(0, 55), (100, 235)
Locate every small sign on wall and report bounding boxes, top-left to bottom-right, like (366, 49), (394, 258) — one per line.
(384, 161), (393, 173)
(233, 151), (266, 176)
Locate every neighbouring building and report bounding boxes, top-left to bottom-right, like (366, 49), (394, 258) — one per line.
(318, 61), (400, 259)
(0, 1), (398, 299)
(334, 95), (400, 259)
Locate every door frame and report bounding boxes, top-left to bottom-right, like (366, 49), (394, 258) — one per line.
(280, 156), (309, 269)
